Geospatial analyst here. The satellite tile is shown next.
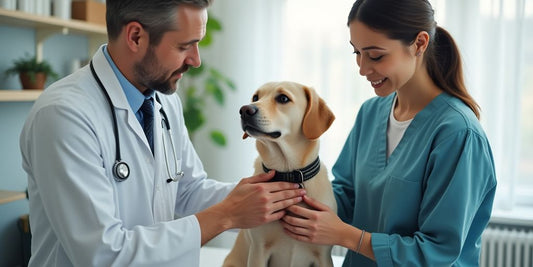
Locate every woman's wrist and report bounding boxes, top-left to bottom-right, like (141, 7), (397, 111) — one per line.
(340, 224), (375, 261)
(338, 223), (360, 252)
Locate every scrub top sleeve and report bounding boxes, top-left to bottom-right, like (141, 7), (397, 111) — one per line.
(332, 125), (358, 223)
(373, 129), (496, 267)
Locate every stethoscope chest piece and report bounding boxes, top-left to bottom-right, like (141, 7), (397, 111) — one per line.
(113, 160), (130, 182)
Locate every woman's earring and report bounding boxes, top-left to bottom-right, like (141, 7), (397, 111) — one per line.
(416, 51), (421, 57)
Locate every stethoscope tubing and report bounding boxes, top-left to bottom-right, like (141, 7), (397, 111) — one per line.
(89, 60), (183, 183)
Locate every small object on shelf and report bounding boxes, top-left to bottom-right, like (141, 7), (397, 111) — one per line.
(71, 0), (106, 25)
(17, 0), (34, 14)
(35, 0), (52, 17)
(0, 0), (16, 10)
(52, 0), (71, 20)
(4, 54), (59, 89)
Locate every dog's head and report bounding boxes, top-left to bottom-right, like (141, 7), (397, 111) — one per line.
(240, 81), (335, 141)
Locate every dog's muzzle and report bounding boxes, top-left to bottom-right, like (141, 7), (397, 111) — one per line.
(240, 104), (281, 139)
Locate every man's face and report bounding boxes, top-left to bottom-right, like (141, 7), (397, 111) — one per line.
(134, 5), (207, 94)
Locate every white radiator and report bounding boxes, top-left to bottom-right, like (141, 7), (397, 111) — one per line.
(481, 226), (533, 267)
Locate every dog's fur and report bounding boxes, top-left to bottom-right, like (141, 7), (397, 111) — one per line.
(223, 81), (337, 267)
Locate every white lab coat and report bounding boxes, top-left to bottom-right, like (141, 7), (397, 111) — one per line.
(20, 45), (235, 267)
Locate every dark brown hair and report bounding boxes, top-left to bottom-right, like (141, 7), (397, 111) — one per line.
(348, 0), (480, 119)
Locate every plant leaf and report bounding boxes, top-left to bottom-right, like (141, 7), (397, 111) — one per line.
(183, 106), (205, 134)
(225, 79), (237, 91)
(210, 130), (227, 146)
(206, 78), (224, 105)
(187, 64), (204, 76)
(207, 16), (222, 31)
(209, 69), (236, 91)
(199, 33), (213, 47)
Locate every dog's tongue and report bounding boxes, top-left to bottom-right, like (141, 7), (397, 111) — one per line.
(242, 132), (249, 139)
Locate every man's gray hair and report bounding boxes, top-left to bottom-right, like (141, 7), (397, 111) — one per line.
(106, 0), (212, 45)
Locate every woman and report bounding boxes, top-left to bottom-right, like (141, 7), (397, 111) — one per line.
(280, 0), (497, 266)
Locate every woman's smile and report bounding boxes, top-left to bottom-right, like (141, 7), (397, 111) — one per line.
(370, 78), (387, 88)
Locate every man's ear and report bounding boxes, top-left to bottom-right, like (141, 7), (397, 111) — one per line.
(124, 21), (147, 53)
(302, 86), (335, 140)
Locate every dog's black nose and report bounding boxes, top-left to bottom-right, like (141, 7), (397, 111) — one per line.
(240, 105), (258, 118)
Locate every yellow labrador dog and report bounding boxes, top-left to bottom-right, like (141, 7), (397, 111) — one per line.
(223, 81), (337, 267)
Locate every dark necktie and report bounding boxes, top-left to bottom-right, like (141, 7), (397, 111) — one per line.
(140, 98), (154, 154)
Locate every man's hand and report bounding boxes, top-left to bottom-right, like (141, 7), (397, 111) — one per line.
(196, 171), (306, 245)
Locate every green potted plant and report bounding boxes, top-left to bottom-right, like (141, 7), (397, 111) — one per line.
(180, 14), (236, 147)
(4, 55), (59, 90)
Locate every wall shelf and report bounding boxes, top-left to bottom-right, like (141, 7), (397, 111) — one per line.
(0, 90), (42, 102)
(0, 190), (26, 205)
(0, 8), (107, 61)
(0, 8), (106, 35)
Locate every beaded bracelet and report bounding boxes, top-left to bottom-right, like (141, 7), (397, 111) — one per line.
(356, 230), (365, 254)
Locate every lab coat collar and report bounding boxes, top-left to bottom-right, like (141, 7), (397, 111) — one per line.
(91, 46), (131, 111)
(91, 45), (153, 155)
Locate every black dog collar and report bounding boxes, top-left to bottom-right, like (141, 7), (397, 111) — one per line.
(262, 157), (321, 186)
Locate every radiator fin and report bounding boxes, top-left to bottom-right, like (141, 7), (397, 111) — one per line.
(480, 227), (533, 267)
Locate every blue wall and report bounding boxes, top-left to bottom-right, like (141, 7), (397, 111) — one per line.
(0, 25), (91, 267)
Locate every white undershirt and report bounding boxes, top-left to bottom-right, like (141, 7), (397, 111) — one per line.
(387, 96), (413, 158)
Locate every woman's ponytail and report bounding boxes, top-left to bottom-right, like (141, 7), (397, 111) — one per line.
(426, 27), (480, 119)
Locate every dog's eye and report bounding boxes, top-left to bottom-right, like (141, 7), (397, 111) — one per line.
(276, 94), (291, 104)
(252, 94), (259, 102)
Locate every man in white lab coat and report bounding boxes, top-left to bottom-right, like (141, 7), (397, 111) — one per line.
(19, 1), (306, 266)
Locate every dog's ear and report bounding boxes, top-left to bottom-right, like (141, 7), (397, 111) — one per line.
(302, 86), (335, 140)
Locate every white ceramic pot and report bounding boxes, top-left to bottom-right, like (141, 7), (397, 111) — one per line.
(0, 0), (16, 10)
(17, 0), (34, 14)
(35, 0), (51, 16)
(53, 0), (71, 20)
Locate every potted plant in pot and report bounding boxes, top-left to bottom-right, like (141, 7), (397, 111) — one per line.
(4, 55), (59, 90)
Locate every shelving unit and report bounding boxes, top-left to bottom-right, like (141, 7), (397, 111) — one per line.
(0, 90), (42, 102)
(0, 10), (105, 201)
(0, 7), (107, 94)
(0, 190), (26, 205)
(0, 8), (107, 62)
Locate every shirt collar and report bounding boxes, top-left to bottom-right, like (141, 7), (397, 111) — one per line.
(102, 45), (154, 113)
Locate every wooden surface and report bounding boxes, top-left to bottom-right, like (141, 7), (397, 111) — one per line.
(0, 90), (42, 102)
(0, 190), (26, 205)
(0, 8), (106, 36)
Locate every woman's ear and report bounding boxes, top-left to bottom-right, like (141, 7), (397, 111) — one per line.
(414, 31), (430, 56)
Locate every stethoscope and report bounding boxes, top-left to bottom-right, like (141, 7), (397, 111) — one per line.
(90, 61), (184, 183)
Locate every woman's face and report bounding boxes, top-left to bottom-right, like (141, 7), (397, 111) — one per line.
(349, 20), (418, 97)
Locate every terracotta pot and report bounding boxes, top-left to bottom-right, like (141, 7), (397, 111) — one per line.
(19, 72), (47, 90)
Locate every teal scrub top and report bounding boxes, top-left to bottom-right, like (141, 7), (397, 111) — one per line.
(332, 93), (497, 266)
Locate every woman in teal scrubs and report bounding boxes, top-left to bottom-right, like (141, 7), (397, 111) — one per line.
(280, 0), (497, 266)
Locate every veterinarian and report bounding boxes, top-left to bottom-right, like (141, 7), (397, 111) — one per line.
(19, 1), (306, 266)
(280, 0), (497, 266)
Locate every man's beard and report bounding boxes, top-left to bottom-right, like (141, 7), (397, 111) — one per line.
(133, 47), (190, 95)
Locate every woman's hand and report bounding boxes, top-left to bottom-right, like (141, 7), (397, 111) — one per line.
(280, 195), (348, 246)
(197, 171), (306, 245)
